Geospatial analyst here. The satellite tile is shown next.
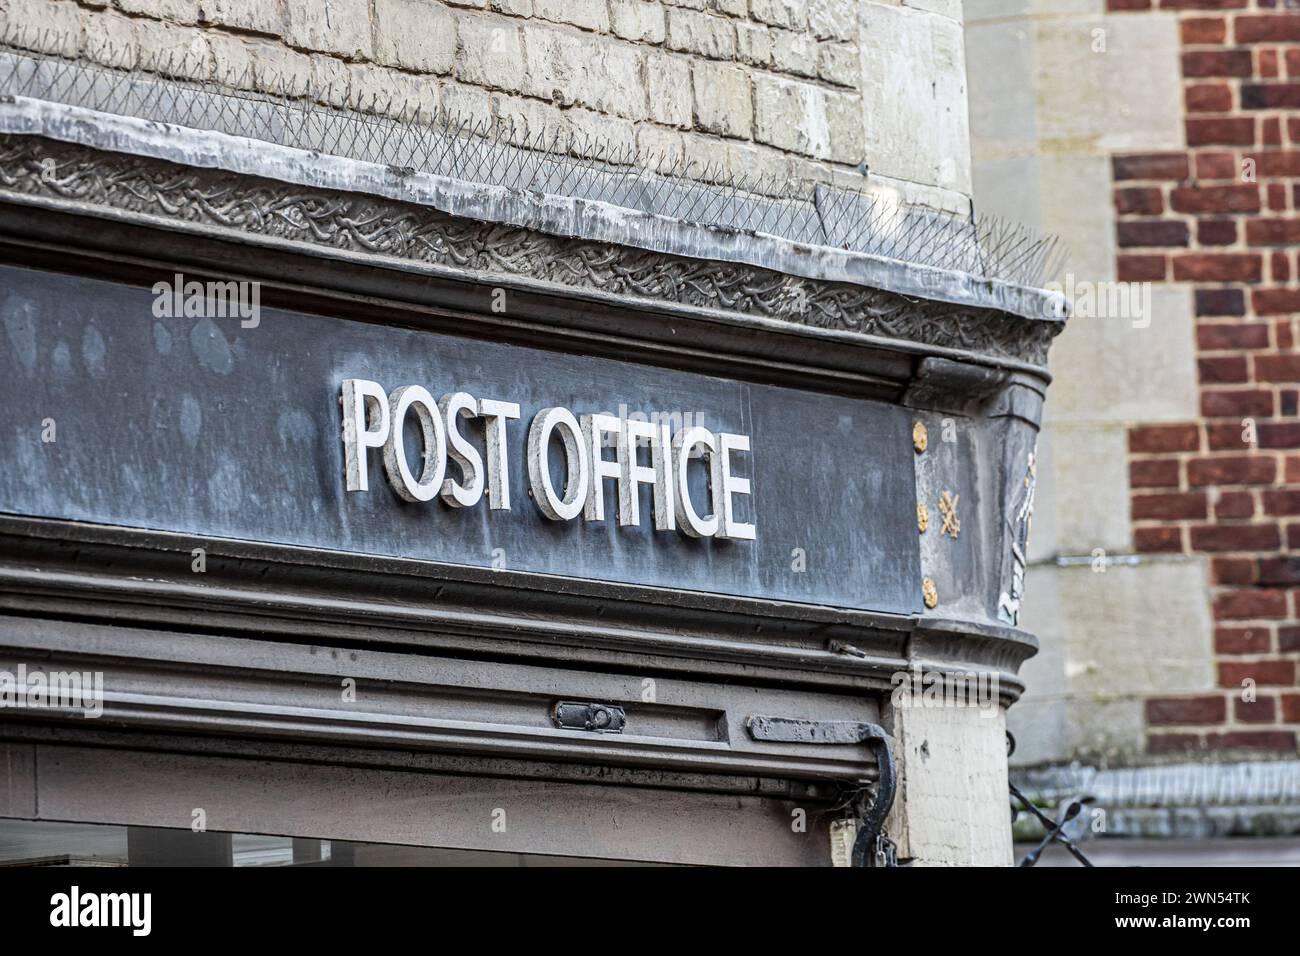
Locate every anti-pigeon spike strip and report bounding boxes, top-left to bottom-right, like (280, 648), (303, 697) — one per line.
(0, 36), (1065, 289)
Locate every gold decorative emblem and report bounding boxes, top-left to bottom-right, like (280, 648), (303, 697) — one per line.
(917, 501), (929, 533)
(938, 491), (960, 539)
(922, 578), (938, 609)
(912, 421), (928, 454)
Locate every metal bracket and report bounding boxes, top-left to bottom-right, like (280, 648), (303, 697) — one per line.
(552, 701), (626, 734)
(746, 715), (897, 868)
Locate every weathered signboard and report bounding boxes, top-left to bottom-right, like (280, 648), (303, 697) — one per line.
(0, 264), (922, 613)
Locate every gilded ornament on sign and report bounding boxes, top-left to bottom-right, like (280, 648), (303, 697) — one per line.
(938, 491), (960, 539)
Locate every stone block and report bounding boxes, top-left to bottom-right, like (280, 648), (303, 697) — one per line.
(2, 0), (84, 57)
(902, 0), (962, 21)
(136, 19), (213, 81)
(751, 0), (807, 31)
(816, 40), (858, 87)
(456, 16), (525, 93)
(284, 0), (373, 60)
(665, 9), (735, 59)
(859, 2), (972, 193)
(201, 0), (282, 35)
(753, 75), (826, 157)
(438, 80), (491, 122)
(115, 0), (201, 25)
(565, 107), (637, 158)
(807, 0), (854, 40)
(735, 22), (773, 66)
(646, 52), (691, 127)
(1047, 283), (1199, 425)
(1033, 14), (1183, 152)
(692, 60), (751, 138)
(1016, 559), (1216, 764)
(523, 27), (647, 120)
(375, 0), (457, 74)
(709, 0), (747, 15)
(610, 0), (666, 43)
(533, 0), (609, 32)
(889, 703), (1013, 865)
(81, 10), (138, 70)
(770, 28), (816, 77)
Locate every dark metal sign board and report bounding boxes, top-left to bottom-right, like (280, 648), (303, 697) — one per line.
(0, 264), (921, 614)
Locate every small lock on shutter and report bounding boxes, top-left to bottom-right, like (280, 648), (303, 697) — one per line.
(551, 701), (627, 733)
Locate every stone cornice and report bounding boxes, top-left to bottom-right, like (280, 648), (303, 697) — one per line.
(0, 96), (1066, 370)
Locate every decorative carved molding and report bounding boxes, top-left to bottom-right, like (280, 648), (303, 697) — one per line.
(0, 135), (1062, 366)
(0, 514), (1035, 702)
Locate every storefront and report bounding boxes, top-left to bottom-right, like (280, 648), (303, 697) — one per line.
(0, 57), (1063, 866)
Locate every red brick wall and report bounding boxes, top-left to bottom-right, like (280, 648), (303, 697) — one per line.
(1109, 0), (1300, 756)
